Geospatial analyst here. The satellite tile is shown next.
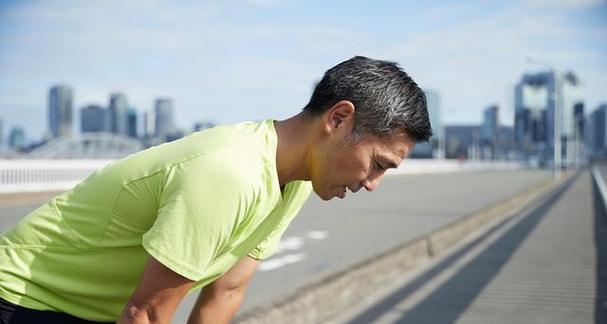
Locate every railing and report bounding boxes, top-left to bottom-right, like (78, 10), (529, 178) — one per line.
(0, 159), (114, 194)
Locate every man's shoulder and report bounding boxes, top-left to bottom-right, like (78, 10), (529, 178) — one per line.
(112, 120), (273, 174)
(165, 120), (273, 160)
(160, 120), (277, 190)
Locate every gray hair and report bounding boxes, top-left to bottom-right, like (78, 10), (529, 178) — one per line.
(303, 56), (432, 142)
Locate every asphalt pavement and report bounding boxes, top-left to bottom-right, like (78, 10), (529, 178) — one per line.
(333, 169), (606, 324)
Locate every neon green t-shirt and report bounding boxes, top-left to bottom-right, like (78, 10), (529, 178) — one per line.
(0, 119), (312, 321)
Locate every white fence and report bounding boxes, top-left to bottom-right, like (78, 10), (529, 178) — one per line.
(390, 159), (524, 175)
(0, 159), (114, 194)
(0, 159), (525, 194)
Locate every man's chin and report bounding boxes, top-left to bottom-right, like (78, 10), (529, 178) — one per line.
(317, 193), (334, 201)
(313, 189), (337, 201)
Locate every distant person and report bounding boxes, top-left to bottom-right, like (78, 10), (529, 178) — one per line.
(0, 56), (431, 323)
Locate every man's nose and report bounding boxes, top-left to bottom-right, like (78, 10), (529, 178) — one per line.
(361, 176), (382, 192)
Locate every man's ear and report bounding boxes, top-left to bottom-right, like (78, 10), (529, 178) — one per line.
(324, 100), (355, 134)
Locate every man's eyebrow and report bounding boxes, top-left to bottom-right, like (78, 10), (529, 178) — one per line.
(380, 157), (399, 169)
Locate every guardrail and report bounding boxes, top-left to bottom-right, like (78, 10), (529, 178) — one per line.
(591, 166), (607, 211)
(0, 159), (525, 194)
(390, 159), (523, 175)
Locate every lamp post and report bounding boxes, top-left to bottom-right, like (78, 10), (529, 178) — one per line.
(526, 57), (561, 179)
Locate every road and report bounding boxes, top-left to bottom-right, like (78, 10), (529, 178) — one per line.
(334, 168), (607, 324)
(0, 169), (553, 321)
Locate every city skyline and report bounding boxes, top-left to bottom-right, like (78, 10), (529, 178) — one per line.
(1, 0), (605, 142)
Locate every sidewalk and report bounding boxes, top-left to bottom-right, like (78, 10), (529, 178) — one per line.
(340, 171), (606, 324)
(0, 191), (61, 207)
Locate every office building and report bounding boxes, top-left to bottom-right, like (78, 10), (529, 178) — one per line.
(127, 108), (138, 138)
(445, 125), (481, 159)
(573, 102), (584, 138)
(81, 105), (108, 133)
(144, 110), (156, 138)
(154, 98), (174, 141)
(49, 85), (73, 139)
(585, 104), (607, 158)
(514, 70), (580, 163)
(481, 105), (499, 159)
(8, 127), (25, 149)
(109, 93), (128, 136)
(514, 72), (553, 161)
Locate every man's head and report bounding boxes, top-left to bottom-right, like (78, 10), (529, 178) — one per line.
(303, 56), (432, 142)
(302, 56), (432, 200)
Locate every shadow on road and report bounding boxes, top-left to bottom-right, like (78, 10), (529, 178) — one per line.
(348, 175), (575, 324)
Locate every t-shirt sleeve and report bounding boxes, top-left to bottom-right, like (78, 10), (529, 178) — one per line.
(248, 181), (312, 261)
(142, 155), (257, 281)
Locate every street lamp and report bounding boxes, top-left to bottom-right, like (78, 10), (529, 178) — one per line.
(526, 56), (562, 179)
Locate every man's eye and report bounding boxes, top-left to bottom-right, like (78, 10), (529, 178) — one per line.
(374, 161), (384, 171)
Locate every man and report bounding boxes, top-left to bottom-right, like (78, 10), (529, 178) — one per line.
(0, 56), (431, 323)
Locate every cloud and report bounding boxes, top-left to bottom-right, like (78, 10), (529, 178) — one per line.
(243, 0), (300, 7)
(524, 0), (606, 10)
(383, 5), (606, 125)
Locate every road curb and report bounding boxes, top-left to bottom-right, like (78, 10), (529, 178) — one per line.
(591, 166), (607, 212)
(236, 172), (573, 324)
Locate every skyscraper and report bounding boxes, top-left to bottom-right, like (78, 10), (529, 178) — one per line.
(481, 105), (499, 159)
(81, 105), (108, 133)
(514, 72), (554, 160)
(8, 127), (25, 150)
(49, 85), (73, 139)
(586, 104), (607, 158)
(109, 93), (128, 136)
(143, 110), (156, 138)
(127, 108), (138, 138)
(573, 102), (584, 141)
(154, 98), (174, 141)
(514, 70), (580, 163)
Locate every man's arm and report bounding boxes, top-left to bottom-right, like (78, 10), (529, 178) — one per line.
(117, 256), (195, 324)
(187, 256), (260, 324)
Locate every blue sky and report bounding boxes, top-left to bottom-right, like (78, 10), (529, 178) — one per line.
(1, 0), (606, 142)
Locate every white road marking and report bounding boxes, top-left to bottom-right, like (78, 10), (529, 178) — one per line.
(259, 230), (328, 271)
(259, 253), (307, 271)
(307, 230), (328, 240)
(274, 236), (304, 254)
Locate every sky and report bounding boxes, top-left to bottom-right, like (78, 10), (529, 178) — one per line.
(0, 0), (606, 142)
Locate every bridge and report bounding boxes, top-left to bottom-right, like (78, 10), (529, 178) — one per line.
(0, 159), (605, 323)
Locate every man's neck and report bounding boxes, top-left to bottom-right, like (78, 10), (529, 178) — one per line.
(274, 112), (313, 186)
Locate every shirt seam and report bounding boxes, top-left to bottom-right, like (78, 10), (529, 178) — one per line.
(50, 199), (88, 248)
(142, 236), (204, 281)
(96, 168), (167, 247)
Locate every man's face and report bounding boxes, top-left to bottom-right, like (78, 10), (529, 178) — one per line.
(309, 129), (415, 201)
